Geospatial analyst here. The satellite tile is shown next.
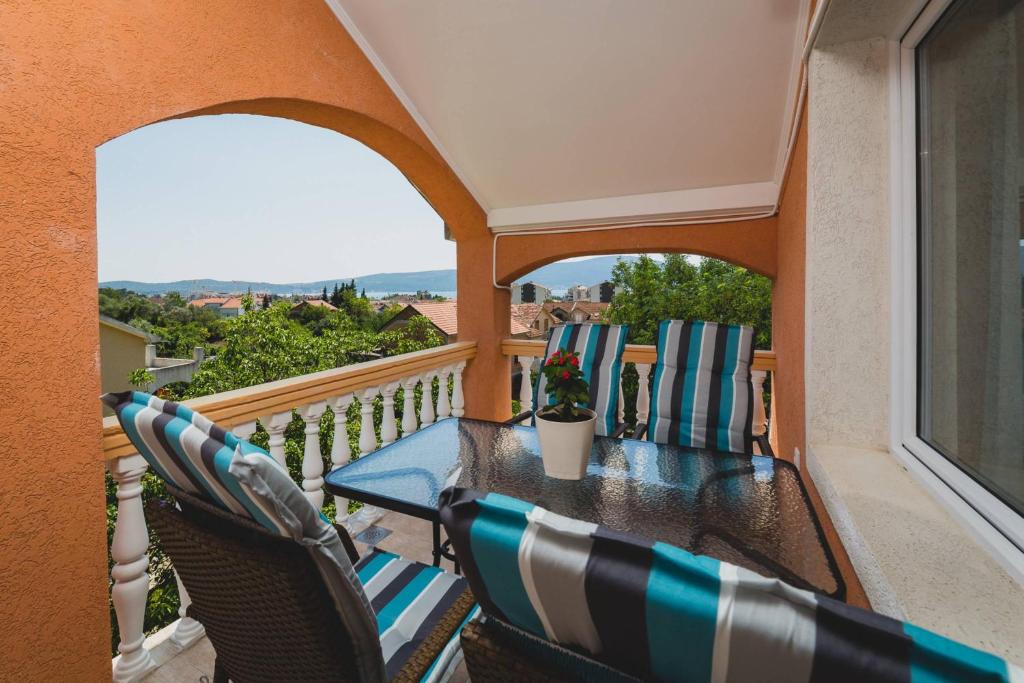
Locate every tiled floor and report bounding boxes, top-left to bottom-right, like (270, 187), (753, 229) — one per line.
(142, 511), (470, 682)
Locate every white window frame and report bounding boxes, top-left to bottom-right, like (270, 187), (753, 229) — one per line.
(890, 0), (1024, 582)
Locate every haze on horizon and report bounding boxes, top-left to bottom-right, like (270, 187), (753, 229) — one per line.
(97, 114), (454, 283)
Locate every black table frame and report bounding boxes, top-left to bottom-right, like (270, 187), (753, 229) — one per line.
(326, 419), (846, 600)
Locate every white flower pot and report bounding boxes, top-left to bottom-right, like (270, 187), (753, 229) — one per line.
(534, 407), (596, 480)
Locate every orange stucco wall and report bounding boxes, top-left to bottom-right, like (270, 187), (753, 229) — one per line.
(495, 218), (778, 284)
(0, 2), (495, 679)
(772, 110), (809, 465)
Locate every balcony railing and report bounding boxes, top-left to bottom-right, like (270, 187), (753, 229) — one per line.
(503, 338), (776, 446)
(103, 342), (474, 682)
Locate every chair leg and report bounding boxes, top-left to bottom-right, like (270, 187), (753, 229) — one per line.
(213, 657), (229, 683)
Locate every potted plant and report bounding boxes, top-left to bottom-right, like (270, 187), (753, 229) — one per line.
(534, 348), (595, 480)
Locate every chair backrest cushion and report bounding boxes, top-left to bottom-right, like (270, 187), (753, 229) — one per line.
(534, 323), (629, 436)
(102, 391), (380, 659)
(439, 487), (1021, 683)
(647, 320), (755, 452)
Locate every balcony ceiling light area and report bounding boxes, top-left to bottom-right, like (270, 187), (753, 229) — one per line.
(328, 0), (809, 230)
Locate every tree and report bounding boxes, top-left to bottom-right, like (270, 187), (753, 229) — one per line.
(262, 293), (271, 310)
(607, 255), (771, 348)
(322, 286), (329, 302)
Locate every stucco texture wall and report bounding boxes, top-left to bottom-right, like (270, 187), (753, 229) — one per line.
(0, 2), (490, 679)
(806, 37), (892, 450)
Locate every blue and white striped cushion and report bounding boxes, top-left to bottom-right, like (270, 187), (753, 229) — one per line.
(439, 487), (1022, 683)
(648, 320), (755, 452)
(355, 549), (481, 682)
(102, 391), (379, 651)
(534, 323), (629, 436)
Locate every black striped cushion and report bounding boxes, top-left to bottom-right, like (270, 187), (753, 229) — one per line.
(102, 391), (379, 653)
(439, 487), (1021, 683)
(355, 548), (481, 681)
(534, 323), (629, 436)
(648, 320), (755, 452)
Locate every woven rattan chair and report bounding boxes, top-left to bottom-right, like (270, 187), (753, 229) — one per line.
(148, 486), (475, 683)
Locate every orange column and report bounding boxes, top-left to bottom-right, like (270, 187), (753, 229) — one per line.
(457, 235), (512, 421)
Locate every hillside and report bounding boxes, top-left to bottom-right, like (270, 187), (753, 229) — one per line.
(100, 255), (639, 296)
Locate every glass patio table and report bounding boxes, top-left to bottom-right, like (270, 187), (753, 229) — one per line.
(325, 417), (845, 599)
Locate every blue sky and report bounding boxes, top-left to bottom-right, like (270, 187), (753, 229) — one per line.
(97, 114), (453, 283)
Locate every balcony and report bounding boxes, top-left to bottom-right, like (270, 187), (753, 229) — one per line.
(6, 0), (1024, 680)
(104, 340), (789, 681)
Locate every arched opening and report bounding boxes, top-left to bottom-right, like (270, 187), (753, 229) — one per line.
(96, 112), (456, 650)
(510, 252), (773, 430)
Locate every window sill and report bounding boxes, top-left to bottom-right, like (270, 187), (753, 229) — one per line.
(808, 443), (1024, 663)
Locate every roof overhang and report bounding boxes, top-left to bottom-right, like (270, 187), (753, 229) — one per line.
(328, 0), (809, 232)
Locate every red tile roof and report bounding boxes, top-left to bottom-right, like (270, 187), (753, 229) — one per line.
(294, 299), (337, 310)
(407, 301), (459, 336)
(188, 297), (229, 308)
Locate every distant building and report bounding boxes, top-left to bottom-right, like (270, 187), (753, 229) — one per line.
(382, 301), (535, 343)
(188, 296), (244, 317)
(567, 284), (589, 301)
(545, 301), (609, 325)
(588, 281), (617, 303)
(511, 281), (552, 304)
(290, 299), (337, 315)
(99, 316), (204, 414)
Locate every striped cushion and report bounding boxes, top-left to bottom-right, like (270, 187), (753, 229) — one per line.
(534, 323), (629, 436)
(648, 320), (755, 452)
(439, 487), (1022, 683)
(102, 391), (378, 651)
(355, 548), (482, 682)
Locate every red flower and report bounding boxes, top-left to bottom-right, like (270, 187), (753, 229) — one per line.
(562, 370), (570, 380)
(570, 357), (579, 366)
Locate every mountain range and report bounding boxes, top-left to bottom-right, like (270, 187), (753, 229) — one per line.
(100, 255), (639, 297)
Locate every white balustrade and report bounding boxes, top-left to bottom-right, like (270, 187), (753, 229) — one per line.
(751, 370), (768, 437)
(109, 455), (156, 682)
(420, 371), (436, 427)
(260, 410), (292, 469)
(358, 388), (379, 456)
(103, 346), (473, 675)
(451, 361), (466, 417)
(401, 375), (419, 437)
(517, 356), (534, 414)
(436, 367), (452, 419)
(299, 401), (327, 509)
(617, 378), (626, 424)
(379, 382), (400, 447)
(170, 572), (205, 648)
(635, 363), (652, 426)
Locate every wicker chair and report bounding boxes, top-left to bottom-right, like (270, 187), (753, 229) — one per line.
(461, 617), (640, 683)
(148, 487), (475, 683)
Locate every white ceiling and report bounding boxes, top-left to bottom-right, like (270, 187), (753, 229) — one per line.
(328, 0), (809, 230)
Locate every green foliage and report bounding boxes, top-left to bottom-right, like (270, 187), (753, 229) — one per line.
(539, 349), (590, 420)
(128, 368), (156, 389)
(607, 255), (772, 348)
(607, 255), (772, 426)
(103, 289), (447, 654)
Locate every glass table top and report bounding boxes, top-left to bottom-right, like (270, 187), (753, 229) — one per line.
(325, 417), (843, 598)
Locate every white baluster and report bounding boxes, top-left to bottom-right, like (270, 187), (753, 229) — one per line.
(358, 387), (379, 456)
(617, 370), (626, 424)
(328, 394), (354, 526)
(419, 371), (436, 427)
(170, 570), (205, 648)
(451, 361), (466, 418)
(232, 420), (258, 443)
(751, 370), (768, 437)
(401, 375), (419, 437)
(260, 410), (292, 469)
(298, 402), (327, 509)
(436, 367), (452, 419)
(109, 455), (156, 682)
(329, 394), (354, 470)
(517, 356), (534, 414)
(380, 382), (400, 447)
(636, 363), (652, 427)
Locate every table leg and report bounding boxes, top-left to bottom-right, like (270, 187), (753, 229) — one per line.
(432, 519), (443, 567)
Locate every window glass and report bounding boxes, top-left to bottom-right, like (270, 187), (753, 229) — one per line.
(917, 0), (1024, 516)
